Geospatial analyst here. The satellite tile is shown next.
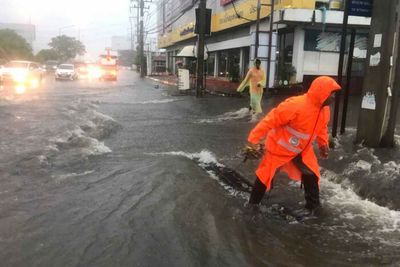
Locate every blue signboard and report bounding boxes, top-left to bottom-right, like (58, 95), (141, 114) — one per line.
(348, 0), (373, 17)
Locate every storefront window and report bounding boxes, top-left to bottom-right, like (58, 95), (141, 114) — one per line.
(218, 51), (228, 77)
(305, 30), (341, 52)
(217, 49), (240, 81)
(276, 30), (295, 84)
(304, 29), (368, 54)
(304, 29), (368, 76)
(206, 52), (215, 76)
(243, 47), (250, 76)
(277, 30), (294, 65)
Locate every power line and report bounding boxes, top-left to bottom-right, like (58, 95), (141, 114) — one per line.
(231, 0), (254, 22)
(145, 0), (199, 35)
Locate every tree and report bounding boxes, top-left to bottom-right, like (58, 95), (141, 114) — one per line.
(35, 49), (58, 63)
(117, 50), (136, 66)
(48, 35), (86, 62)
(0, 29), (33, 61)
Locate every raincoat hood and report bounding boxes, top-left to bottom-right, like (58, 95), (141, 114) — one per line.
(307, 76), (341, 106)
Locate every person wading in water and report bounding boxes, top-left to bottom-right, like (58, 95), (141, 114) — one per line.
(237, 59), (266, 121)
(245, 76), (341, 216)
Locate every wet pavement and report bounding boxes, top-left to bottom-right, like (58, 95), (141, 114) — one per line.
(0, 71), (399, 266)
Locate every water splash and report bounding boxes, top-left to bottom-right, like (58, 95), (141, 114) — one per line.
(147, 150), (250, 199)
(134, 99), (178, 104)
(197, 108), (251, 123)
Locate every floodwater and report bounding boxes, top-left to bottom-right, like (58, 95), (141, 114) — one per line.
(0, 71), (399, 266)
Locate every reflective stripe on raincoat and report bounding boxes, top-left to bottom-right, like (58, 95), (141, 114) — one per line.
(247, 76), (341, 190)
(237, 67), (266, 113)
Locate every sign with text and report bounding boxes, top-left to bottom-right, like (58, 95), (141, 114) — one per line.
(348, 0), (373, 17)
(178, 69), (190, 90)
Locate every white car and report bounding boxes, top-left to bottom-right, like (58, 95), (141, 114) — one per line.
(0, 60), (43, 94)
(55, 64), (78, 81)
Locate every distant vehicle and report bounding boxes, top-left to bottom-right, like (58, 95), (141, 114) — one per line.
(99, 51), (118, 81)
(0, 60), (43, 94)
(74, 62), (88, 78)
(86, 63), (103, 80)
(55, 64), (78, 81)
(45, 60), (58, 72)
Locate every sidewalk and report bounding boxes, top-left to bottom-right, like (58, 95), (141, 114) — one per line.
(147, 75), (241, 96)
(147, 74), (305, 96)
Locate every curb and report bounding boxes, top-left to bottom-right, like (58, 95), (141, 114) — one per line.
(147, 76), (177, 87)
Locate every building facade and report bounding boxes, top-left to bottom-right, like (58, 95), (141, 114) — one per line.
(157, 0), (371, 90)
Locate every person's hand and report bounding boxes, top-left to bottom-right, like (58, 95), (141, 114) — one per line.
(247, 142), (260, 150)
(319, 145), (329, 159)
(257, 83), (261, 88)
(243, 142), (264, 161)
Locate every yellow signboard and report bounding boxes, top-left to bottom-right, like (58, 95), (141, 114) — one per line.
(158, 0), (316, 48)
(212, 0), (270, 32)
(159, 22), (196, 48)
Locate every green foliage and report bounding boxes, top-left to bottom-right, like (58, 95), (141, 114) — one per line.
(35, 49), (58, 63)
(0, 29), (33, 61)
(48, 35), (86, 62)
(118, 50), (136, 66)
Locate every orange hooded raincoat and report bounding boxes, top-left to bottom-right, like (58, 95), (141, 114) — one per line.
(247, 76), (341, 190)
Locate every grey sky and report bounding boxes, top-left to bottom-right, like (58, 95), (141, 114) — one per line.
(0, 0), (158, 60)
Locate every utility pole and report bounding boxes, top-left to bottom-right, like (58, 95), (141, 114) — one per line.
(129, 17), (134, 51)
(332, 0), (350, 138)
(136, 5), (140, 49)
(254, 0), (261, 59)
(162, 0), (166, 35)
(374, 0), (400, 147)
(356, 0), (398, 147)
(266, 0), (274, 90)
(196, 0), (206, 97)
(139, 0), (145, 78)
(340, 28), (356, 134)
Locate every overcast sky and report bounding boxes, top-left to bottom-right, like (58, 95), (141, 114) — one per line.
(0, 0), (158, 60)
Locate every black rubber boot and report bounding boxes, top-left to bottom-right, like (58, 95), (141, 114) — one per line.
(249, 177), (267, 204)
(302, 174), (320, 211)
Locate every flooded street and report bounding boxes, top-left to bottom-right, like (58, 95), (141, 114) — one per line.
(0, 71), (399, 266)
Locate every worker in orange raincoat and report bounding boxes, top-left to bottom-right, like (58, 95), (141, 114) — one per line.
(246, 76), (341, 214)
(237, 59), (266, 117)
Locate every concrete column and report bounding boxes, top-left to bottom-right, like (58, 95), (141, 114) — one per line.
(239, 48), (244, 78)
(172, 50), (176, 75)
(165, 52), (169, 74)
(292, 26), (305, 83)
(214, 52), (219, 77)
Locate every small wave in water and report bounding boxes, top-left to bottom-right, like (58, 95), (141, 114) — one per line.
(149, 148), (400, 247)
(52, 170), (95, 183)
(41, 100), (118, 170)
(321, 169), (400, 246)
(135, 99), (178, 104)
(147, 150), (250, 199)
(325, 128), (400, 209)
(196, 108), (251, 123)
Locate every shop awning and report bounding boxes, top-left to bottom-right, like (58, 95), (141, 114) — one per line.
(176, 45), (208, 60)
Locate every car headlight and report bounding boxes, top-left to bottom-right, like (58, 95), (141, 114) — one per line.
(15, 85), (26, 94)
(12, 71), (28, 83)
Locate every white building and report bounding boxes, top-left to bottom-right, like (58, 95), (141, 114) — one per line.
(157, 0), (371, 91)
